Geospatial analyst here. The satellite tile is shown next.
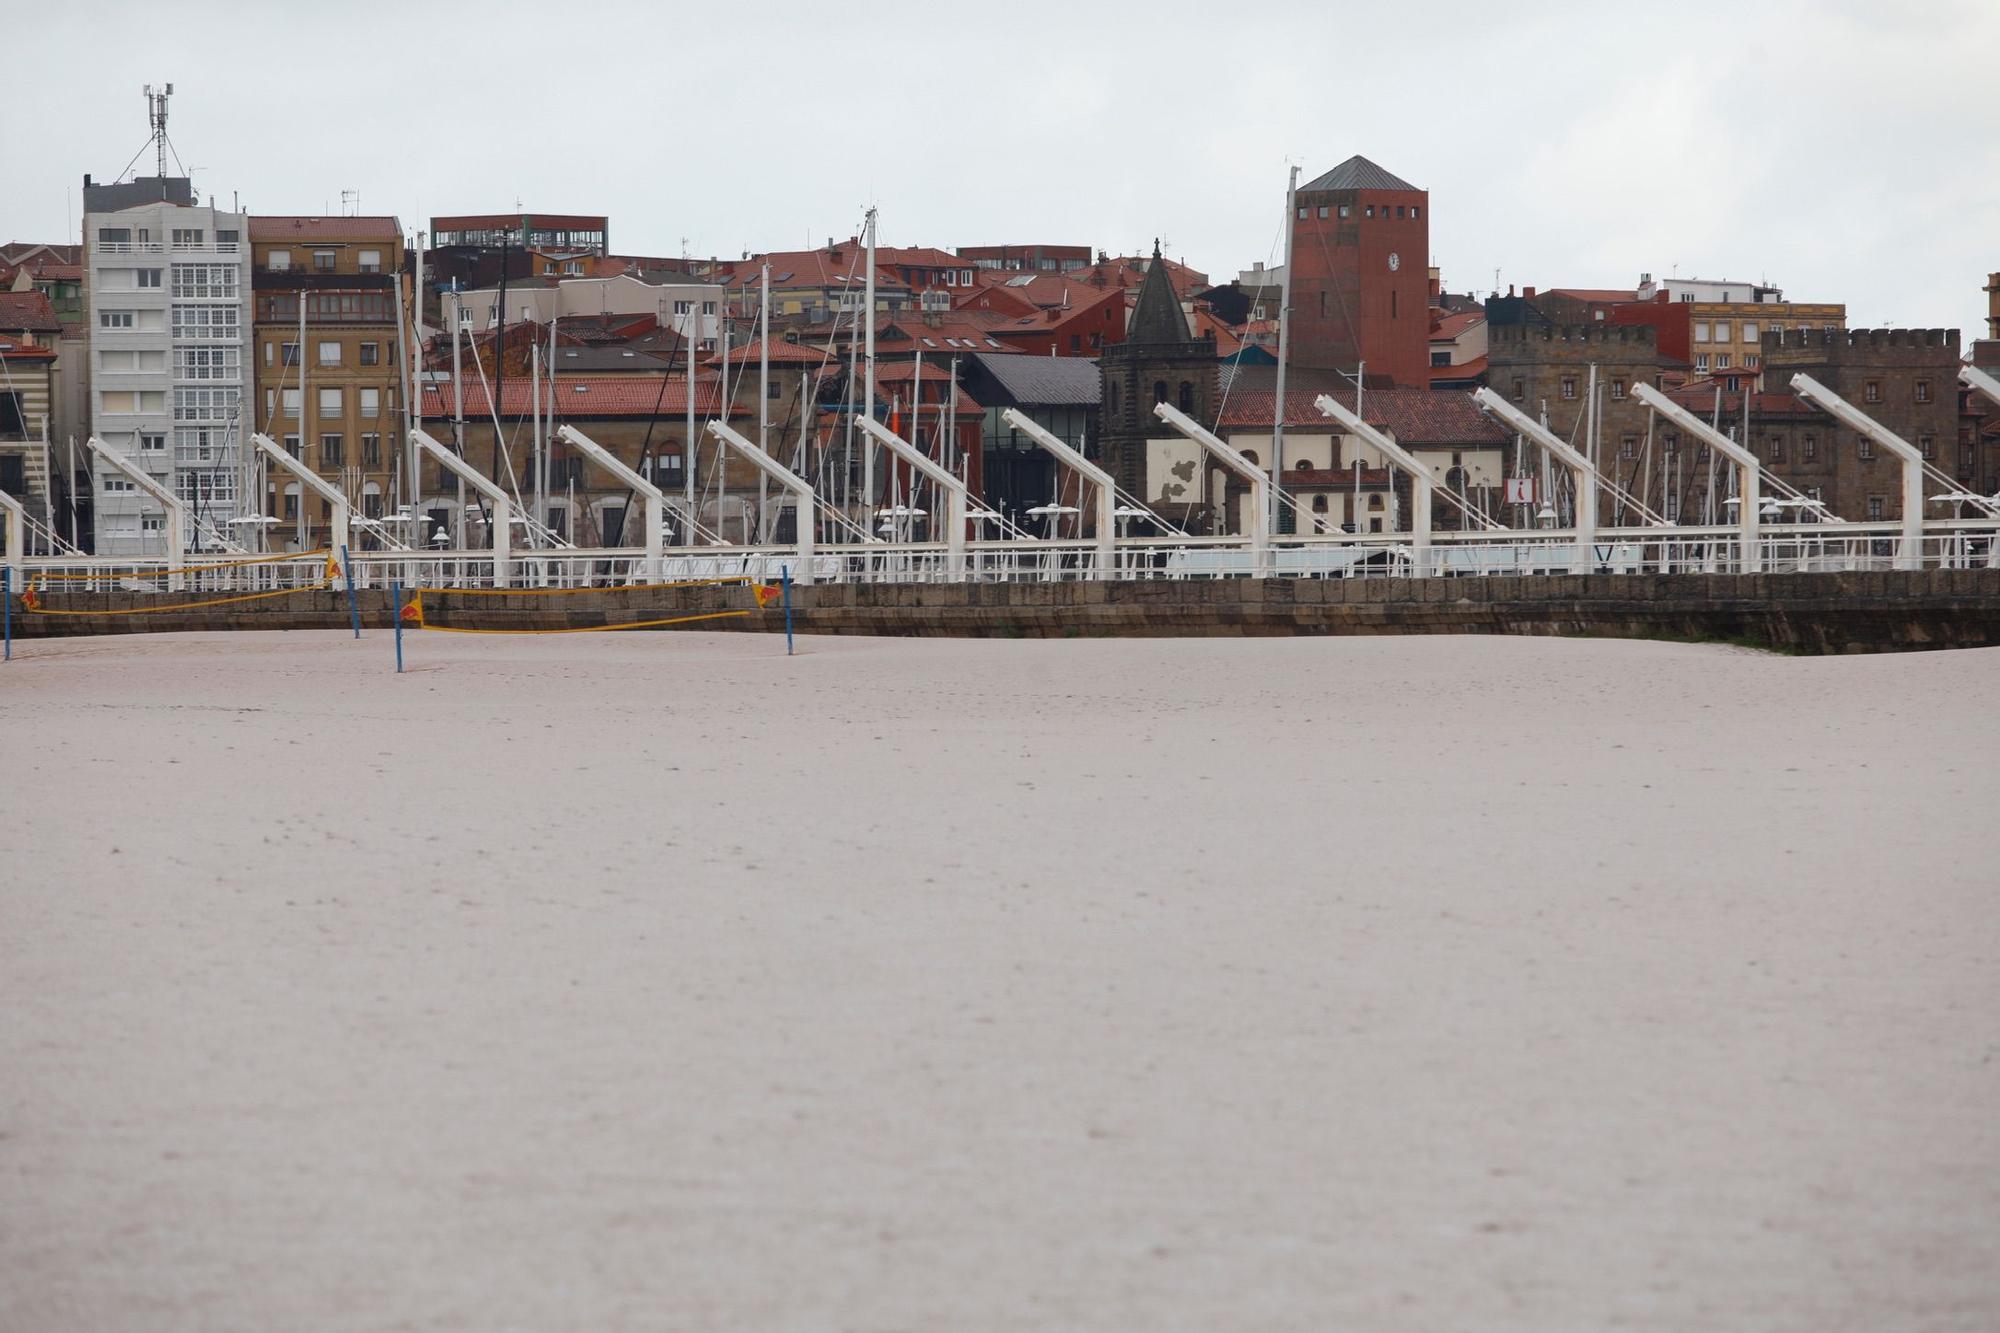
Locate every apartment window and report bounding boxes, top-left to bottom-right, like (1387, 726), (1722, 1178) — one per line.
(359, 341), (379, 366)
(1695, 354), (1709, 372)
(1365, 205), (1375, 218)
(1610, 376), (1627, 400)
(1716, 354), (1731, 369)
(170, 264), (238, 299)
(280, 342), (300, 367)
(173, 305), (240, 340)
(283, 490), (299, 520)
(140, 432), (166, 452)
(1919, 435), (1935, 459)
(360, 388), (380, 416)
(358, 249), (382, 274)
(1867, 494), (1885, 520)
(99, 310), (135, 330)
(1713, 321), (1731, 342)
(1746, 353), (1760, 369)
(1296, 206), (1308, 220)
(320, 434), (345, 467)
(175, 347), (241, 381)
(1915, 380), (1932, 403)
(101, 476), (136, 493)
(1694, 322), (1709, 343)
(1961, 443), (1976, 477)
(1316, 206), (1329, 219)
(1864, 380), (1881, 403)
(1560, 376), (1577, 400)
(173, 387), (239, 421)
(1742, 322), (1758, 343)
(282, 388), (301, 417)
(1665, 491), (1680, 520)
(361, 433), (381, 466)
(137, 268), (162, 288)
(1338, 204), (1351, 219)
(141, 515), (163, 533)
(562, 260), (581, 276)
(1411, 206), (1420, 219)
(269, 250), (291, 271)
(363, 491), (383, 518)
(319, 388), (342, 417)
(1395, 205), (1407, 218)
(171, 228), (205, 247)
(1511, 376), (1525, 402)
(313, 252), (337, 273)
(318, 340), (341, 367)
(673, 300), (692, 315)
(1769, 434), (1785, 463)
(1858, 434), (1874, 460)
(216, 230), (238, 246)
(1620, 434), (1636, 460)
(97, 227), (132, 245)
(1803, 433), (1817, 461)
(1664, 432), (1680, 455)
(702, 301), (717, 315)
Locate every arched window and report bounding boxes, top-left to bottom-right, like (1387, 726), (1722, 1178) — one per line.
(1311, 494), (1329, 512)
(1240, 450), (1259, 466)
(1293, 458), (1312, 471)
(1369, 494), (1384, 510)
(1177, 381), (1194, 413)
(1107, 381), (1120, 420)
(1153, 380), (1168, 405)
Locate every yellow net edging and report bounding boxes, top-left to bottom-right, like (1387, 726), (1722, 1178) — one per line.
(21, 551), (340, 616)
(410, 609), (752, 635)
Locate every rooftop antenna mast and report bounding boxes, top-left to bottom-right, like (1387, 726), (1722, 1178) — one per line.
(340, 188), (361, 216)
(144, 83), (173, 178)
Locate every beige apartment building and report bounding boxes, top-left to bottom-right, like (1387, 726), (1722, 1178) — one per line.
(249, 216), (406, 548)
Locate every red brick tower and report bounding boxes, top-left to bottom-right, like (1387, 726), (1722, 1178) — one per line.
(1287, 156), (1430, 388)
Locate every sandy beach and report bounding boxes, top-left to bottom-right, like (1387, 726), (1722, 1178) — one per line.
(2, 629), (1996, 1330)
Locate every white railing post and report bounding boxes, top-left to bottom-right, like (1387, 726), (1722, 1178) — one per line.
(998, 408), (1116, 577)
(86, 436), (186, 590)
(0, 489), (23, 572)
(855, 416), (968, 581)
(1470, 389), (1602, 573)
(1151, 400), (1270, 578)
(1313, 393), (1436, 577)
(409, 427), (512, 587)
(706, 420), (818, 585)
(556, 425), (665, 581)
(1789, 373), (1925, 571)
(250, 432), (350, 557)
(1629, 385), (1763, 574)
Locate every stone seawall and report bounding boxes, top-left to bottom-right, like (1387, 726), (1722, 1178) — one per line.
(11, 571), (2000, 653)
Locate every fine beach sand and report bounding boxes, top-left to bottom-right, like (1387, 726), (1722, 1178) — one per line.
(2, 629), (1996, 1330)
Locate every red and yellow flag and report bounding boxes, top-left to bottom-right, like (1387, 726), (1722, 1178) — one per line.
(751, 582), (784, 609)
(20, 586), (41, 612)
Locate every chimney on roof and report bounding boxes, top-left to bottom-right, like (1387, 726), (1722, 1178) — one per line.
(1523, 286), (1537, 299)
(1508, 284), (1517, 297)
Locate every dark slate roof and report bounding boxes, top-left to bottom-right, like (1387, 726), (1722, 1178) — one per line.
(1300, 155), (1419, 193)
(966, 352), (1101, 406)
(1127, 242), (1190, 345)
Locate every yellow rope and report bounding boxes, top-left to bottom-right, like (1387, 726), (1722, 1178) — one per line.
(412, 609), (751, 635)
(31, 548), (334, 581)
(24, 579), (333, 616)
(408, 576), (752, 598)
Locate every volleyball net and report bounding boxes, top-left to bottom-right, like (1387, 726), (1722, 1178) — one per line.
(16, 549), (341, 618)
(394, 575), (787, 637)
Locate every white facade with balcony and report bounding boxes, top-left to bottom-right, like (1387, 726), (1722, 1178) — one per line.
(85, 190), (251, 555)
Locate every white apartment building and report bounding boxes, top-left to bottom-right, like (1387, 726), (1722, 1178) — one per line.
(84, 176), (251, 555)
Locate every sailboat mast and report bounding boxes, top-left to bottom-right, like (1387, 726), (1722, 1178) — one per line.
(1272, 164), (1298, 537)
(862, 207), (877, 521)
(758, 262), (770, 543)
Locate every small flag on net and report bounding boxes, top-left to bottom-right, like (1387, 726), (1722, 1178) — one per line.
(20, 586), (40, 612)
(399, 598), (423, 623)
(751, 582), (784, 609)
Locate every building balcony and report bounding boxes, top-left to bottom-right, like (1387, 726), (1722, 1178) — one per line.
(253, 271), (397, 293)
(97, 242), (165, 255)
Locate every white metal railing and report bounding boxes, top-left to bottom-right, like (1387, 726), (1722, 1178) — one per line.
(18, 521), (1999, 593)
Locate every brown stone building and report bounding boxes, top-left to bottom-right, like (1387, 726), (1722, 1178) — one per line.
(250, 216), (406, 548)
(1286, 156), (1431, 388)
(1097, 244), (1219, 528)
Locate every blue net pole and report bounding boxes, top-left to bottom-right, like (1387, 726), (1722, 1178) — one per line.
(392, 580), (404, 674)
(781, 564), (793, 657)
(3, 565), (11, 663)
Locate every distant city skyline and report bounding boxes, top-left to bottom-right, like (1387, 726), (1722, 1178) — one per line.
(10, 0), (1999, 340)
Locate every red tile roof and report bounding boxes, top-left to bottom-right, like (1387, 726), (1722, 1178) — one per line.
(250, 216), (402, 242)
(1219, 386), (1510, 444)
(0, 290), (62, 333)
(419, 375), (737, 419)
(1430, 310), (1485, 341)
(708, 337), (850, 368)
(1429, 354), (1487, 385)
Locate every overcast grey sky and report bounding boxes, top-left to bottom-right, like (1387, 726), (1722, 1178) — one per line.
(10, 0), (1998, 339)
